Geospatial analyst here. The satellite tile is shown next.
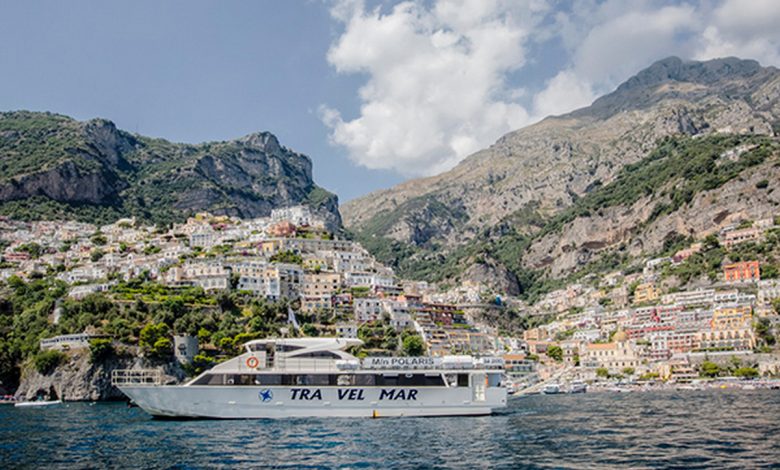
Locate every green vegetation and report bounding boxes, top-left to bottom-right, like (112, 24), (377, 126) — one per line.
(0, 274), (329, 387)
(595, 367), (609, 378)
(17, 242), (45, 259)
(88, 338), (114, 363)
(269, 250), (303, 265)
(33, 349), (65, 375)
(755, 318), (776, 347)
(401, 332), (426, 356)
(733, 366), (759, 379)
(139, 322), (173, 359)
(546, 345), (563, 362)
(358, 320), (399, 353)
(699, 360), (721, 378)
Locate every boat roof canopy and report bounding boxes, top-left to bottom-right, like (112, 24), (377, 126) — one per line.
(243, 337), (364, 351)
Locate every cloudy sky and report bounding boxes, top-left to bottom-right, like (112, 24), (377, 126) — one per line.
(2, 0), (780, 201)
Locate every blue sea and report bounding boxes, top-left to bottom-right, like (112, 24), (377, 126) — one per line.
(2, 390), (779, 469)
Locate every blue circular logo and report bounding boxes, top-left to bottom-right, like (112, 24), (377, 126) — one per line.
(258, 389), (273, 403)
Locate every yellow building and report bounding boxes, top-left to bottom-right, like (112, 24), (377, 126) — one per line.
(633, 282), (660, 305)
(712, 305), (752, 330)
(583, 331), (641, 374)
(697, 304), (756, 351)
(303, 256), (328, 272)
(302, 272), (341, 298)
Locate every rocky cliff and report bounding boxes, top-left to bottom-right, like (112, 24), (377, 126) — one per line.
(15, 349), (184, 401)
(343, 57), (780, 287)
(0, 111), (342, 229)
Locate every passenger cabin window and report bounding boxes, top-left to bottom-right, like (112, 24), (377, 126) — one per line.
(292, 351), (341, 359)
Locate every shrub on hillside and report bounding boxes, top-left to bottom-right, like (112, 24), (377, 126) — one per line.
(33, 350), (65, 375)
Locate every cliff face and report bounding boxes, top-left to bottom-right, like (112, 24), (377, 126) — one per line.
(524, 149), (780, 277)
(343, 57), (780, 284)
(0, 112), (341, 229)
(15, 349), (183, 401)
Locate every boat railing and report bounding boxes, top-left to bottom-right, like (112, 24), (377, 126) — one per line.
(111, 369), (162, 386)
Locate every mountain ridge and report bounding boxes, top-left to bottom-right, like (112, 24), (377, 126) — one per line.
(0, 111), (342, 228)
(342, 56), (780, 292)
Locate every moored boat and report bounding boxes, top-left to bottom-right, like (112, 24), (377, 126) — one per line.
(14, 399), (62, 408)
(542, 383), (561, 395)
(569, 381), (587, 394)
(113, 337), (507, 419)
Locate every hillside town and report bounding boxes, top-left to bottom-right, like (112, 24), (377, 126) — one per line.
(1, 208), (780, 392)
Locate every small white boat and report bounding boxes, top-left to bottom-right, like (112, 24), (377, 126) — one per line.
(569, 381), (587, 394)
(542, 383), (561, 395)
(14, 399), (62, 408)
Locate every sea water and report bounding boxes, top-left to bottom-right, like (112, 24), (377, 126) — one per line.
(2, 389), (779, 468)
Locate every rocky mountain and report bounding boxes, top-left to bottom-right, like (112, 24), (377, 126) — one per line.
(342, 57), (780, 292)
(0, 111), (341, 229)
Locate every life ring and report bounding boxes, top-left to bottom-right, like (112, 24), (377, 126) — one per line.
(246, 356), (260, 369)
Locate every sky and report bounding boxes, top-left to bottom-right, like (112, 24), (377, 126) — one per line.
(2, 1), (780, 202)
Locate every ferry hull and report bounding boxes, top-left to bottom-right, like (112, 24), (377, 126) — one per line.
(119, 385), (506, 419)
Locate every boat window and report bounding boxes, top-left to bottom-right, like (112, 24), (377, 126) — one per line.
(445, 374), (458, 387)
(276, 344), (304, 352)
(253, 374), (282, 386)
(281, 374), (332, 386)
(458, 374), (469, 387)
(376, 374), (399, 386)
(354, 374), (376, 386)
(292, 351), (341, 359)
(375, 374), (445, 387)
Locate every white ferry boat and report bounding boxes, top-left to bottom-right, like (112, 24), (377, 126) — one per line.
(113, 337), (507, 419)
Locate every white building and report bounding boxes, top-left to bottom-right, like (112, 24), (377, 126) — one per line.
(354, 298), (383, 323)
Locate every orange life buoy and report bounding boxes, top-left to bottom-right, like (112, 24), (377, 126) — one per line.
(246, 356), (260, 368)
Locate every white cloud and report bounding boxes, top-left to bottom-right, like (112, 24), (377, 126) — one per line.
(532, 70), (595, 118)
(323, 0), (780, 177)
(695, 0), (780, 65)
(321, 0), (544, 176)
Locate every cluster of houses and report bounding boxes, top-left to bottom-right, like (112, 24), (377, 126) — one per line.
(508, 216), (780, 383)
(0, 208), (502, 357)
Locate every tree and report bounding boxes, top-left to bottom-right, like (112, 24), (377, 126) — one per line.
(734, 366), (759, 379)
(700, 360), (720, 378)
(139, 322), (172, 359)
(596, 367), (609, 378)
(755, 318), (776, 346)
(90, 248), (105, 262)
(546, 345), (563, 362)
(401, 334), (426, 356)
(89, 339), (114, 363)
(622, 367), (635, 376)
